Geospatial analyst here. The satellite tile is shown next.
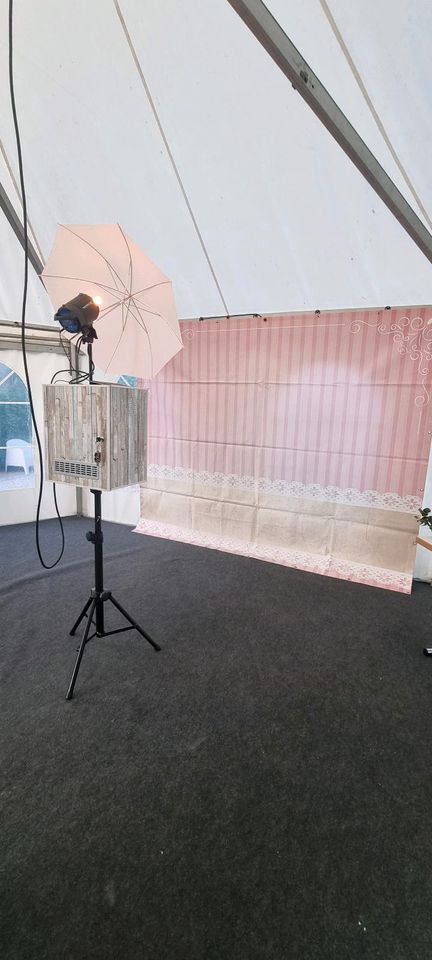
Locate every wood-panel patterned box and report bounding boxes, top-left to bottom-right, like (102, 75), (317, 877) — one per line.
(43, 383), (147, 491)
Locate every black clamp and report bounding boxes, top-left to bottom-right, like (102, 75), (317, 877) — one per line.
(94, 436), (104, 464)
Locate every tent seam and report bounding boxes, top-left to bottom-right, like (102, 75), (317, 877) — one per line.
(318, 0), (432, 232)
(112, 0), (230, 316)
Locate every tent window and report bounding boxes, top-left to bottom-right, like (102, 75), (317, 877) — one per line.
(118, 375), (137, 388)
(0, 361), (34, 491)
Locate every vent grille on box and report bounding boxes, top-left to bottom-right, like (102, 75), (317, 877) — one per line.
(54, 459), (98, 478)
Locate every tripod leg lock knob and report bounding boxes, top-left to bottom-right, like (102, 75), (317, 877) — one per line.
(86, 530), (103, 544)
(90, 588), (111, 601)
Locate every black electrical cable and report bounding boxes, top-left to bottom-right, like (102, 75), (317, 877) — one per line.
(50, 331), (87, 385)
(60, 328), (74, 370)
(50, 369), (75, 385)
(8, 0), (64, 568)
(67, 337), (93, 384)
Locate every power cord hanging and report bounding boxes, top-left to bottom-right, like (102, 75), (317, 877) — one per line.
(50, 333), (91, 385)
(8, 0), (64, 568)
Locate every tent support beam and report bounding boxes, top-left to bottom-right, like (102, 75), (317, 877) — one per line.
(226, 0), (432, 265)
(0, 180), (44, 276)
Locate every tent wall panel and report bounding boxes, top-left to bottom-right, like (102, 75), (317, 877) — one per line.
(0, 347), (76, 526)
(2, 0), (432, 319)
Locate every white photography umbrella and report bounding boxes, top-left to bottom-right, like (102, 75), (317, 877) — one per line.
(42, 224), (183, 378)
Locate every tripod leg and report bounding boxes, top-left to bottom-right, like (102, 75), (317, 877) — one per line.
(66, 598), (98, 701)
(109, 595), (161, 652)
(70, 596), (93, 637)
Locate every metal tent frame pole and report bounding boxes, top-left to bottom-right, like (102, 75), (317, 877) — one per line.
(226, 0), (432, 265)
(0, 180), (44, 275)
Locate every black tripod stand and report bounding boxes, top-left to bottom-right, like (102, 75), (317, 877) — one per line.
(66, 490), (160, 700)
(65, 335), (160, 699)
(66, 488), (160, 700)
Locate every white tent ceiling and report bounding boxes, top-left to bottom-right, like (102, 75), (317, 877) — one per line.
(0, 0), (431, 325)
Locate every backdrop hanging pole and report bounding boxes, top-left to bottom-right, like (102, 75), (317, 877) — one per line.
(226, 0), (432, 265)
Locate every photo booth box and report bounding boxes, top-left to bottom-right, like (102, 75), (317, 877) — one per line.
(43, 383), (147, 491)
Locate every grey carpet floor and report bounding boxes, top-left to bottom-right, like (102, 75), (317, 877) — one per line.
(1, 516), (432, 960)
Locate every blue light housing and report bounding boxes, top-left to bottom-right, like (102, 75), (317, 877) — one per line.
(55, 307), (81, 334)
(54, 293), (100, 340)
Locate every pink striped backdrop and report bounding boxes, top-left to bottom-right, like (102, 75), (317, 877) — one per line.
(145, 307), (432, 501)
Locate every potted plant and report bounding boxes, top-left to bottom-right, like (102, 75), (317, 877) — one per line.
(417, 507), (432, 532)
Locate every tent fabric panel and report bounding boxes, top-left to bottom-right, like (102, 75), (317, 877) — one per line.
(322, 0), (432, 225)
(0, 0), (432, 320)
(268, 0), (432, 228)
(0, 0), (224, 319)
(120, 0), (432, 313)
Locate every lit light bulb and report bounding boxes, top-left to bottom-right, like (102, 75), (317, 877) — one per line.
(93, 295), (103, 307)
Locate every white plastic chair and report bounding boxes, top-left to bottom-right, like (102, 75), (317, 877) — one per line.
(5, 438), (33, 474)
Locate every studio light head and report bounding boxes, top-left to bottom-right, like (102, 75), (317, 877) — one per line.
(54, 292), (100, 342)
